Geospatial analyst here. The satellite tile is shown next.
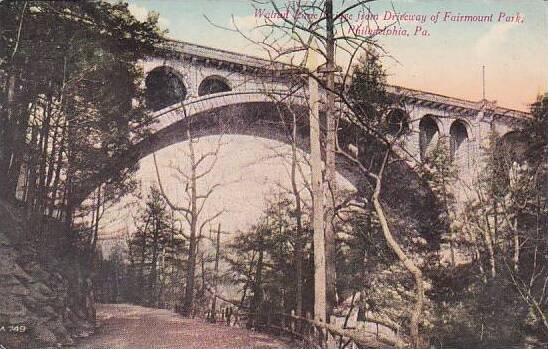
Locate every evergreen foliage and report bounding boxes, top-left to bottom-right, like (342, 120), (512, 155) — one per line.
(225, 195), (315, 318)
(95, 186), (187, 308)
(0, 1), (162, 230)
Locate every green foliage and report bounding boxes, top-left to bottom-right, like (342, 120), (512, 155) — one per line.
(432, 95), (548, 347)
(336, 203), (437, 335)
(225, 194), (314, 316)
(347, 52), (411, 142)
(336, 208), (394, 297)
(348, 54), (390, 126)
(416, 139), (460, 261)
(0, 1), (163, 224)
(126, 186), (186, 307)
(419, 139), (457, 201)
(94, 242), (129, 303)
(94, 186), (187, 309)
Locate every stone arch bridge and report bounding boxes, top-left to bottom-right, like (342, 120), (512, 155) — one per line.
(75, 39), (530, 206)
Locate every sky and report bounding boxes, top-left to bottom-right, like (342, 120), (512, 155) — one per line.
(124, 0), (546, 111)
(98, 0), (545, 249)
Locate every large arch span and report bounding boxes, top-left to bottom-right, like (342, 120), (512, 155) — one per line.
(73, 92), (442, 244)
(75, 92), (358, 203)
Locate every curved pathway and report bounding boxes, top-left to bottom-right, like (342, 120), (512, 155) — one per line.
(72, 304), (293, 349)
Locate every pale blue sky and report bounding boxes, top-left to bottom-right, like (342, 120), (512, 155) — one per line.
(126, 0), (546, 111)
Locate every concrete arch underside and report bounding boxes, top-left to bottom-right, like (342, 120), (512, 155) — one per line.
(136, 100), (365, 190)
(79, 98), (444, 244)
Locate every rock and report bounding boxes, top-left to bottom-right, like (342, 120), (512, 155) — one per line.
(0, 295), (28, 324)
(29, 323), (57, 346)
(16, 247), (39, 267)
(38, 305), (58, 319)
(10, 266), (35, 285)
(0, 200), (96, 348)
(0, 252), (28, 278)
(0, 232), (11, 246)
(22, 261), (52, 281)
(0, 274), (23, 288)
(48, 319), (74, 346)
(74, 329), (94, 338)
(4, 282), (29, 296)
(33, 281), (55, 298)
(23, 285), (55, 304)
(51, 272), (65, 285)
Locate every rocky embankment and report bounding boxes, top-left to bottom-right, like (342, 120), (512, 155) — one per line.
(0, 200), (95, 349)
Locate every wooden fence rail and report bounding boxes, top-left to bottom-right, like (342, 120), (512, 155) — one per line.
(206, 302), (403, 349)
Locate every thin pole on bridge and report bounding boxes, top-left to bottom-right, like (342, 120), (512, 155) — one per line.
(482, 65), (486, 100)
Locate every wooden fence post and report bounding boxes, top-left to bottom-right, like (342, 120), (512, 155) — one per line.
(327, 315), (337, 349)
(227, 306), (233, 326)
(290, 309), (295, 334)
(306, 312), (312, 348)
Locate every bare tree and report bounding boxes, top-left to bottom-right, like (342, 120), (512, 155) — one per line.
(153, 119), (224, 317)
(208, 223), (222, 322)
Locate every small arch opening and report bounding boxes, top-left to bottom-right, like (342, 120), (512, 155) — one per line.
(386, 109), (410, 137)
(419, 115), (439, 161)
(198, 76), (231, 96)
(450, 120), (470, 164)
(145, 66), (187, 111)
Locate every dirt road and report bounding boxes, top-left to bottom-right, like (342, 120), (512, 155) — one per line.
(71, 304), (293, 349)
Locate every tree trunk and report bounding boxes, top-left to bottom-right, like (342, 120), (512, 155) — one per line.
(182, 130), (198, 317)
(210, 223), (221, 322)
(35, 94), (54, 216)
(48, 125), (66, 217)
(239, 252), (256, 309)
(44, 113), (63, 214)
(150, 217), (160, 306)
(249, 237), (264, 328)
(64, 112), (76, 231)
(7, 97), (31, 201)
(138, 217), (151, 304)
(324, 0), (338, 320)
(309, 69), (326, 322)
(512, 217), (519, 272)
(290, 112), (304, 317)
(89, 185), (102, 268)
(25, 122), (39, 215)
(2, 74), (18, 198)
(372, 194), (424, 348)
(371, 154), (424, 348)
(481, 225), (497, 278)
(0, 74), (15, 196)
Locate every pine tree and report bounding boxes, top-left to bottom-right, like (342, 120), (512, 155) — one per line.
(226, 194), (314, 322)
(127, 186), (185, 306)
